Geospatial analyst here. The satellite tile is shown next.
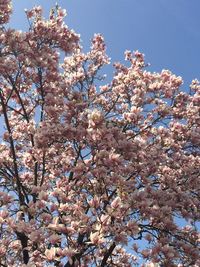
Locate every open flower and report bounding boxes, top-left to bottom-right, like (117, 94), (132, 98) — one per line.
(45, 247), (57, 261)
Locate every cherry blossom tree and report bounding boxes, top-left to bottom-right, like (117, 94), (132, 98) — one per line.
(0, 1), (199, 266)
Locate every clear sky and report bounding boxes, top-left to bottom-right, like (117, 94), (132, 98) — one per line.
(10, 0), (200, 88)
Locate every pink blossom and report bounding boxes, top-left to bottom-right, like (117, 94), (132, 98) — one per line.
(0, 2), (199, 266)
(45, 247), (57, 261)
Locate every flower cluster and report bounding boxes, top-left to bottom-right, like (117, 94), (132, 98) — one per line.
(0, 0), (12, 24)
(0, 1), (199, 266)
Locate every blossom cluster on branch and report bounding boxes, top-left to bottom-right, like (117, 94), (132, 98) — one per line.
(0, 1), (199, 266)
(0, 0), (12, 24)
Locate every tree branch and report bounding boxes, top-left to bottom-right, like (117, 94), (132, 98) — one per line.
(100, 242), (116, 267)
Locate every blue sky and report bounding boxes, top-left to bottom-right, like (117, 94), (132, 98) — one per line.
(10, 0), (200, 88)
